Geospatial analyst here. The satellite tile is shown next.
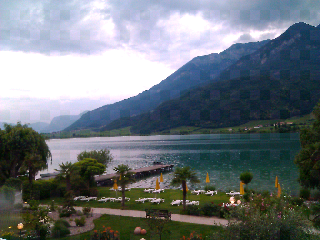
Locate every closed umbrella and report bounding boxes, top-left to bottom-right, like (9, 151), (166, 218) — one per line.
(240, 181), (244, 195)
(113, 179), (118, 190)
(155, 178), (160, 190)
(275, 176), (278, 188)
(206, 172), (210, 183)
(277, 183), (281, 197)
(160, 173), (164, 182)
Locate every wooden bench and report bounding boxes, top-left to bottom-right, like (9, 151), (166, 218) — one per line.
(145, 209), (171, 220)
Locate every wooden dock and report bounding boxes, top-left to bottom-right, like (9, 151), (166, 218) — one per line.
(95, 164), (174, 186)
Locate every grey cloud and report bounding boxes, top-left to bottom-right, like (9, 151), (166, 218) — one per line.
(1, 0), (320, 69)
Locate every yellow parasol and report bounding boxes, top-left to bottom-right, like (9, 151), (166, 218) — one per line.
(275, 176), (278, 188)
(206, 172), (210, 183)
(113, 179), (118, 190)
(160, 173), (164, 182)
(277, 183), (281, 197)
(155, 178), (160, 190)
(240, 181), (244, 195)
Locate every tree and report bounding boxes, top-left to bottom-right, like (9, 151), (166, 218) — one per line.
(147, 212), (170, 240)
(73, 158), (106, 188)
(113, 164), (135, 208)
(0, 123), (51, 184)
(170, 166), (200, 211)
(77, 149), (113, 165)
(295, 102), (320, 190)
(240, 171), (253, 186)
(55, 161), (75, 192)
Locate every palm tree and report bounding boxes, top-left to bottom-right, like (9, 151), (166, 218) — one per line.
(22, 152), (47, 184)
(55, 162), (75, 192)
(170, 166), (200, 211)
(113, 164), (136, 208)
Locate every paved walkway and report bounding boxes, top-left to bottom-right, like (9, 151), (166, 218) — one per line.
(74, 207), (229, 226)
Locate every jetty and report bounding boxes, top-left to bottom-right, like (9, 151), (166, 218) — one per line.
(95, 164), (174, 186)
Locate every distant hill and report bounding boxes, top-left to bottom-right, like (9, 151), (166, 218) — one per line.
(103, 22), (320, 134)
(65, 40), (269, 131)
(42, 111), (88, 133)
(28, 122), (50, 132)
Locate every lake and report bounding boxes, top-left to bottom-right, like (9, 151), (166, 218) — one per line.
(43, 133), (301, 194)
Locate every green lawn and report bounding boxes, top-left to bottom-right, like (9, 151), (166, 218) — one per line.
(59, 214), (222, 240)
(0, 210), (23, 232)
(40, 188), (230, 214)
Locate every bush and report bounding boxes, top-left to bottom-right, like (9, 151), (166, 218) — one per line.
(204, 185), (216, 191)
(4, 177), (22, 190)
(240, 171), (253, 185)
(289, 197), (304, 206)
(75, 216), (86, 226)
(55, 219), (71, 228)
(76, 210), (83, 216)
(185, 205), (200, 216)
(212, 194), (314, 240)
(59, 208), (75, 218)
(22, 179), (59, 201)
(82, 207), (91, 217)
(313, 191), (320, 201)
(200, 203), (220, 217)
(0, 185), (15, 208)
(299, 188), (310, 200)
(51, 220), (70, 238)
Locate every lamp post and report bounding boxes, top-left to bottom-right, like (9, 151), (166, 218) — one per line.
(17, 223), (23, 240)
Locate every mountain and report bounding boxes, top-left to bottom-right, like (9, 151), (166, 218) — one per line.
(28, 122), (50, 132)
(104, 22), (320, 134)
(42, 111), (88, 133)
(65, 40), (269, 131)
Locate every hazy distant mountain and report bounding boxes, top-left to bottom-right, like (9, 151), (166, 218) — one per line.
(28, 122), (50, 132)
(42, 111), (88, 133)
(104, 22), (320, 134)
(65, 40), (269, 131)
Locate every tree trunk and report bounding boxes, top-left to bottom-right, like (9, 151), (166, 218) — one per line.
(182, 180), (186, 211)
(66, 175), (71, 192)
(122, 184), (125, 208)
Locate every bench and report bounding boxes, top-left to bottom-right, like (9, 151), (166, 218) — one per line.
(145, 209), (171, 220)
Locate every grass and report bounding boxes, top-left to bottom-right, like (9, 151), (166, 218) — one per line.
(0, 210), (23, 232)
(39, 187), (230, 214)
(59, 214), (222, 240)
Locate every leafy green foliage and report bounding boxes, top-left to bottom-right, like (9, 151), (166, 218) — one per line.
(77, 149), (113, 165)
(73, 158), (106, 188)
(4, 177), (22, 190)
(171, 166), (200, 210)
(295, 101), (320, 190)
(0, 185), (15, 209)
(113, 164), (136, 208)
(75, 216), (86, 226)
(240, 171), (253, 185)
(211, 193), (315, 240)
(22, 179), (59, 201)
(0, 122), (51, 185)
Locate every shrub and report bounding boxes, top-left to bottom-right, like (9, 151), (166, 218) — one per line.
(83, 206), (91, 217)
(240, 171), (253, 185)
(4, 177), (22, 190)
(76, 210), (83, 216)
(55, 219), (71, 228)
(186, 205), (200, 216)
(204, 185), (216, 191)
(289, 197), (304, 206)
(313, 191), (320, 201)
(75, 216), (86, 226)
(59, 208), (74, 218)
(212, 194), (314, 240)
(51, 220), (70, 238)
(200, 202), (220, 217)
(0, 185), (15, 209)
(299, 188), (310, 200)
(22, 179), (59, 201)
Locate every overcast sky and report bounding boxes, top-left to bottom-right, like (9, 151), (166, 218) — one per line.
(1, 0), (320, 123)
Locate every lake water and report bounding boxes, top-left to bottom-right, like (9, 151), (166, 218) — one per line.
(43, 133), (301, 194)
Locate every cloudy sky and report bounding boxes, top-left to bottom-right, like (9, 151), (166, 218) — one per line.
(1, 0), (319, 123)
